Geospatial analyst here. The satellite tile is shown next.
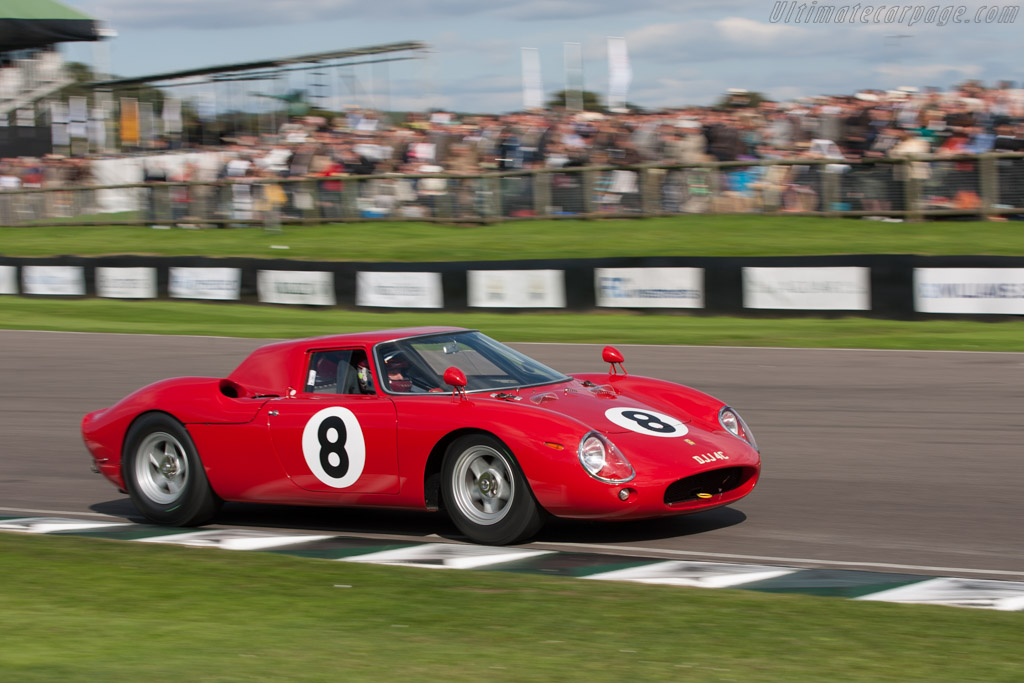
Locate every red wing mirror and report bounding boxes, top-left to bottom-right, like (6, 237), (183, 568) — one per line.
(443, 367), (467, 387)
(443, 366), (468, 399)
(602, 346), (627, 375)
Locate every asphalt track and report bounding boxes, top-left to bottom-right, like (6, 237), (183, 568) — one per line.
(2, 329), (1022, 580)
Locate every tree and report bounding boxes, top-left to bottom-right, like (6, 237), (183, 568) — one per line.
(251, 89), (311, 117)
(57, 62), (166, 110)
(715, 90), (770, 109)
(546, 89), (605, 112)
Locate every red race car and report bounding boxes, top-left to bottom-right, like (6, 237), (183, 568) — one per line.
(82, 327), (760, 545)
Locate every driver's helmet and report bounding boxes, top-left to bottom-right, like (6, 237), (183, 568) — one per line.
(355, 359), (373, 393)
(383, 351), (412, 392)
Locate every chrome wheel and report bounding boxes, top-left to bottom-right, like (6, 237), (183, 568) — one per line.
(450, 444), (514, 526)
(441, 434), (544, 544)
(134, 431), (189, 505)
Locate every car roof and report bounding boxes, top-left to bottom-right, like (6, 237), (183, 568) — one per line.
(226, 327), (469, 395)
(297, 326), (469, 348)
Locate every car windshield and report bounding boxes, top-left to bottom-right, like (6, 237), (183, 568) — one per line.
(375, 331), (570, 394)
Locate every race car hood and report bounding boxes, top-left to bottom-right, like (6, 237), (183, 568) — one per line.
(505, 379), (754, 473)
(514, 380), (691, 436)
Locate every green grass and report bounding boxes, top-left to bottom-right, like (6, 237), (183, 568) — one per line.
(3, 297), (1024, 350)
(1, 533), (1020, 682)
(3, 214), (1024, 260)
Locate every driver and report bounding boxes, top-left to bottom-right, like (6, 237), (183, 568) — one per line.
(383, 351), (414, 392)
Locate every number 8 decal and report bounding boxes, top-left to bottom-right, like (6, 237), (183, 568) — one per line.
(302, 407), (366, 488)
(605, 407), (688, 438)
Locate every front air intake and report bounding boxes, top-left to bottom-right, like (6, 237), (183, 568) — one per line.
(664, 467), (751, 505)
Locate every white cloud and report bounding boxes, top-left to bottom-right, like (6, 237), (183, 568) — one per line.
(875, 62), (984, 83)
(714, 16), (805, 46)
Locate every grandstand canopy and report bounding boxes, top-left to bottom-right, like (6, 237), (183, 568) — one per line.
(0, 0), (100, 50)
(89, 41), (428, 88)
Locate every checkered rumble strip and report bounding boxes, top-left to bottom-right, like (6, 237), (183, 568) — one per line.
(3, 516), (1022, 612)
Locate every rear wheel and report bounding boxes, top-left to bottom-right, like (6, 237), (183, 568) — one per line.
(123, 414), (220, 526)
(441, 434), (544, 545)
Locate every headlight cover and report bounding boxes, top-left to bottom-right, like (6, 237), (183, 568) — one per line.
(719, 406), (758, 451)
(578, 432), (635, 483)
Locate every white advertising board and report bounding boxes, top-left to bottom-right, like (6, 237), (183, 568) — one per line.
(0, 265), (17, 294)
(914, 268), (1024, 314)
(468, 270), (565, 308)
(169, 267), (240, 300)
(258, 270), (336, 306)
(22, 265), (85, 296)
(595, 267), (704, 308)
(356, 271), (442, 308)
(743, 267), (870, 310)
(96, 267), (157, 299)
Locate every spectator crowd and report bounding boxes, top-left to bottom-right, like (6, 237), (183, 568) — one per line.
(3, 78), (1024, 222)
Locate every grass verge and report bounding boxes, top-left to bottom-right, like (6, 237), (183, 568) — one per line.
(4, 215), (1024, 260)
(2, 297), (1023, 351)
(1, 533), (1020, 682)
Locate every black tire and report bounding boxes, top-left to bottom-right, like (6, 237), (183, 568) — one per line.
(441, 434), (544, 545)
(122, 413), (221, 526)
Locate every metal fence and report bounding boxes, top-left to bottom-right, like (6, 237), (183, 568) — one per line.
(2, 153), (1023, 227)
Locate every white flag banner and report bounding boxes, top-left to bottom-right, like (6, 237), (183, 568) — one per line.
(89, 107), (106, 150)
(521, 47), (543, 110)
(564, 42), (583, 112)
(607, 36), (632, 113)
(162, 97), (182, 135)
(50, 101), (69, 146)
(69, 96), (88, 139)
(139, 101), (154, 143)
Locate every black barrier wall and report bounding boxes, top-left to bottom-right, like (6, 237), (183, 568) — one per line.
(2, 254), (1023, 319)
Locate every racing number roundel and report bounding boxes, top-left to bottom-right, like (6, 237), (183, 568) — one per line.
(605, 407), (688, 438)
(301, 407), (366, 488)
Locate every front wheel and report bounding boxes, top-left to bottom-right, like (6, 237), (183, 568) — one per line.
(123, 413), (221, 526)
(441, 435), (544, 545)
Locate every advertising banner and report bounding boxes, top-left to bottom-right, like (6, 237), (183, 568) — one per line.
(22, 265), (85, 296)
(0, 265), (17, 294)
(96, 267), (157, 299)
(607, 36), (632, 113)
(257, 270), (336, 306)
(50, 101), (69, 147)
(743, 267), (870, 310)
(468, 269), (565, 308)
(521, 47), (543, 110)
(356, 271), (442, 308)
(169, 267), (240, 300)
(914, 268), (1024, 314)
(120, 97), (139, 146)
(595, 267), (704, 308)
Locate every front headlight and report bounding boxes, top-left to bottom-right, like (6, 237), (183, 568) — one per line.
(719, 406), (758, 451)
(578, 432), (635, 483)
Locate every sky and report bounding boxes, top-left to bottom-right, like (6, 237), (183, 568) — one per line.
(59, 0), (1024, 113)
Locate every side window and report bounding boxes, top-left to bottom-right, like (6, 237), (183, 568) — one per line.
(305, 350), (375, 395)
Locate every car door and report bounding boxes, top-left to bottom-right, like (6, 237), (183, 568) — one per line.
(268, 347), (399, 495)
